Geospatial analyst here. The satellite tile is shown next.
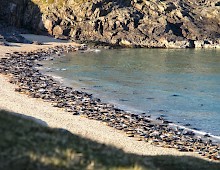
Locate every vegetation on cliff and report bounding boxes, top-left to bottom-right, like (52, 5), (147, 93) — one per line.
(32, 0), (88, 8)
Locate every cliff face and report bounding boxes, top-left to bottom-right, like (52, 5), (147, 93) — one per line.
(0, 0), (44, 33)
(1, 0), (220, 48)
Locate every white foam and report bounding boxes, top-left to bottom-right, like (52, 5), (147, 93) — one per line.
(84, 48), (101, 53)
(169, 123), (220, 143)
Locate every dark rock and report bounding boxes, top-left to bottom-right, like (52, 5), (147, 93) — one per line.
(183, 130), (195, 136)
(172, 94), (180, 97)
(204, 134), (211, 137)
(146, 97), (154, 100)
(215, 1), (220, 6)
(4, 34), (32, 44)
(1, 0), (220, 48)
(32, 41), (43, 45)
(0, 0), (43, 33)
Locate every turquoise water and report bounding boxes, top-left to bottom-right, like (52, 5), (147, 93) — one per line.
(43, 48), (220, 136)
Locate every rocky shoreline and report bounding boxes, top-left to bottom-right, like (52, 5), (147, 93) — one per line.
(1, 19), (220, 49)
(1, 0), (220, 48)
(0, 45), (219, 161)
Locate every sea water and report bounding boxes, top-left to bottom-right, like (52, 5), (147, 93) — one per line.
(42, 48), (220, 136)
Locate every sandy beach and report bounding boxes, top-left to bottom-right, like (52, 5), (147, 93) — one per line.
(0, 34), (211, 160)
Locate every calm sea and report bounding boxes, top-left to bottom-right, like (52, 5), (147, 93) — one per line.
(42, 48), (220, 136)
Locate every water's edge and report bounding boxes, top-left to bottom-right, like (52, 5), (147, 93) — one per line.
(49, 72), (220, 143)
(1, 46), (219, 161)
(39, 48), (220, 142)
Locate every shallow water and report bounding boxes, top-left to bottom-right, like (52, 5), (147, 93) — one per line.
(42, 48), (220, 136)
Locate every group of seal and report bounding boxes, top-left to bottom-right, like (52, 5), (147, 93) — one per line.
(0, 44), (219, 161)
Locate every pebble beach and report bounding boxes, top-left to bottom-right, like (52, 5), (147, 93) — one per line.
(0, 34), (219, 162)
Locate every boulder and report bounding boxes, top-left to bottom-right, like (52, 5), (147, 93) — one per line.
(194, 40), (203, 48)
(44, 19), (54, 35)
(119, 39), (133, 47)
(164, 40), (192, 49)
(53, 25), (63, 36)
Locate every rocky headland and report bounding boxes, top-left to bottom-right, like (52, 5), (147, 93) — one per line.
(0, 0), (220, 48)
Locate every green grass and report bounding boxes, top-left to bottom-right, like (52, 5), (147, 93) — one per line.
(32, 0), (88, 6)
(0, 110), (219, 170)
(32, 0), (90, 12)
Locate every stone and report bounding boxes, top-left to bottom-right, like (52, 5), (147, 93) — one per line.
(119, 39), (133, 47)
(194, 40), (205, 48)
(53, 25), (63, 36)
(32, 41), (43, 45)
(44, 19), (54, 35)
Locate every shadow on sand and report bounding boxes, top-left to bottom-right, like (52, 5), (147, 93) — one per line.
(0, 110), (219, 170)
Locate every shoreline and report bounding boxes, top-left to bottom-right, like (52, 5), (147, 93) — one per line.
(0, 34), (219, 162)
(40, 66), (220, 143)
(41, 48), (220, 141)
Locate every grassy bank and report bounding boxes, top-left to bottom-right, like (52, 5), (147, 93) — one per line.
(0, 110), (219, 170)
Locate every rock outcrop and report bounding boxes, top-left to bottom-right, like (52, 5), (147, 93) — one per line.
(1, 0), (220, 48)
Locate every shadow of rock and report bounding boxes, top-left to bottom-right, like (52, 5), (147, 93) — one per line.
(21, 34), (68, 44)
(0, 110), (219, 170)
(0, 0), (47, 44)
(0, 0), (45, 34)
(8, 111), (48, 126)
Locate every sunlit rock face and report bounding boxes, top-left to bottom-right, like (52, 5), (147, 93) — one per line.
(1, 0), (220, 48)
